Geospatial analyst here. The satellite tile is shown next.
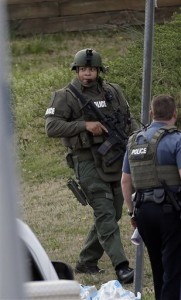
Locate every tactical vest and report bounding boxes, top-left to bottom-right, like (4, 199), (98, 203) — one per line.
(128, 125), (181, 190)
(63, 81), (131, 181)
(62, 81), (130, 151)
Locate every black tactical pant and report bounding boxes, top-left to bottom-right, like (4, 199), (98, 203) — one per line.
(74, 159), (128, 268)
(136, 201), (181, 300)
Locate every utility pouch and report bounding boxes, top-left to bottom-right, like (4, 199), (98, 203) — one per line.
(90, 146), (121, 182)
(101, 148), (124, 173)
(62, 135), (80, 148)
(153, 188), (165, 204)
(66, 153), (74, 169)
(92, 135), (104, 144)
(91, 145), (123, 173)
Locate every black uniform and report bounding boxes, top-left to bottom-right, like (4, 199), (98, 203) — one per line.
(123, 121), (181, 300)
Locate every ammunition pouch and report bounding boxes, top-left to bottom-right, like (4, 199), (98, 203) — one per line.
(91, 146), (123, 174)
(62, 132), (105, 151)
(62, 132), (92, 150)
(101, 148), (124, 173)
(153, 189), (165, 203)
(62, 135), (81, 149)
(71, 149), (93, 162)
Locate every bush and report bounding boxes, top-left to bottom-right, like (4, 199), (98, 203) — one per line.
(107, 12), (181, 124)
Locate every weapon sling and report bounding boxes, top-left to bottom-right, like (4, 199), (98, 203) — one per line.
(68, 83), (128, 164)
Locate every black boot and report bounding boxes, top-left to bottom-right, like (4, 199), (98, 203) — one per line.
(75, 261), (105, 274)
(116, 264), (134, 284)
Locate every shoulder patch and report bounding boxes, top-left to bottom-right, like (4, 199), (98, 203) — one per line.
(45, 107), (55, 116)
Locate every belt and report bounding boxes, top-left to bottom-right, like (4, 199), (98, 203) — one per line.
(141, 190), (165, 204)
(141, 191), (178, 205)
(135, 190), (181, 215)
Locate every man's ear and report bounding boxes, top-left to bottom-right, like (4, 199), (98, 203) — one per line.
(173, 110), (177, 119)
(150, 110), (154, 119)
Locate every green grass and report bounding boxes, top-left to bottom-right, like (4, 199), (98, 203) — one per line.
(11, 28), (141, 183)
(11, 14), (181, 298)
(11, 13), (181, 183)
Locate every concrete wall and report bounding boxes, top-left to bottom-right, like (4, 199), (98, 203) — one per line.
(7, 0), (181, 36)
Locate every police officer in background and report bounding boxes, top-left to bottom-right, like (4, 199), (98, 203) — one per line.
(45, 48), (138, 283)
(121, 95), (181, 299)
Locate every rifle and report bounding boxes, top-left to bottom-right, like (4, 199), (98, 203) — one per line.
(68, 84), (129, 165)
(67, 178), (89, 206)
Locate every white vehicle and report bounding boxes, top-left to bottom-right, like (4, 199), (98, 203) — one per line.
(0, 1), (80, 299)
(18, 219), (81, 300)
(17, 219), (74, 282)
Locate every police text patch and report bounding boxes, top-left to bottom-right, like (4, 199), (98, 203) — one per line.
(94, 101), (107, 108)
(131, 148), (147, 155)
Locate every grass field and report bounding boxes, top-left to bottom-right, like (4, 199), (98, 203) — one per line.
(22, 179), (155, 299)
(11, 29), (157, 299)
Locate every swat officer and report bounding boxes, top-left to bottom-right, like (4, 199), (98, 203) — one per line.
(121, 95), (181, 299)
(45, 48), (137, 283)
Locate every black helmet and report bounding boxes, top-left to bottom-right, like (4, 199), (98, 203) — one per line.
(71, 48), (106, 72)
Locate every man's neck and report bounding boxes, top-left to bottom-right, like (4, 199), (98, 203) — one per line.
(153, 118), (176, 126)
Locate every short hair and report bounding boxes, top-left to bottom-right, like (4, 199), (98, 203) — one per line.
(151, 94), (176, 120)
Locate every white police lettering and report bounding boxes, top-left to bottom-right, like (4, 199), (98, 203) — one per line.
(45, 108), (55, 115)
(94, 101), (107, 108)
(131, 148), (147, 155)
